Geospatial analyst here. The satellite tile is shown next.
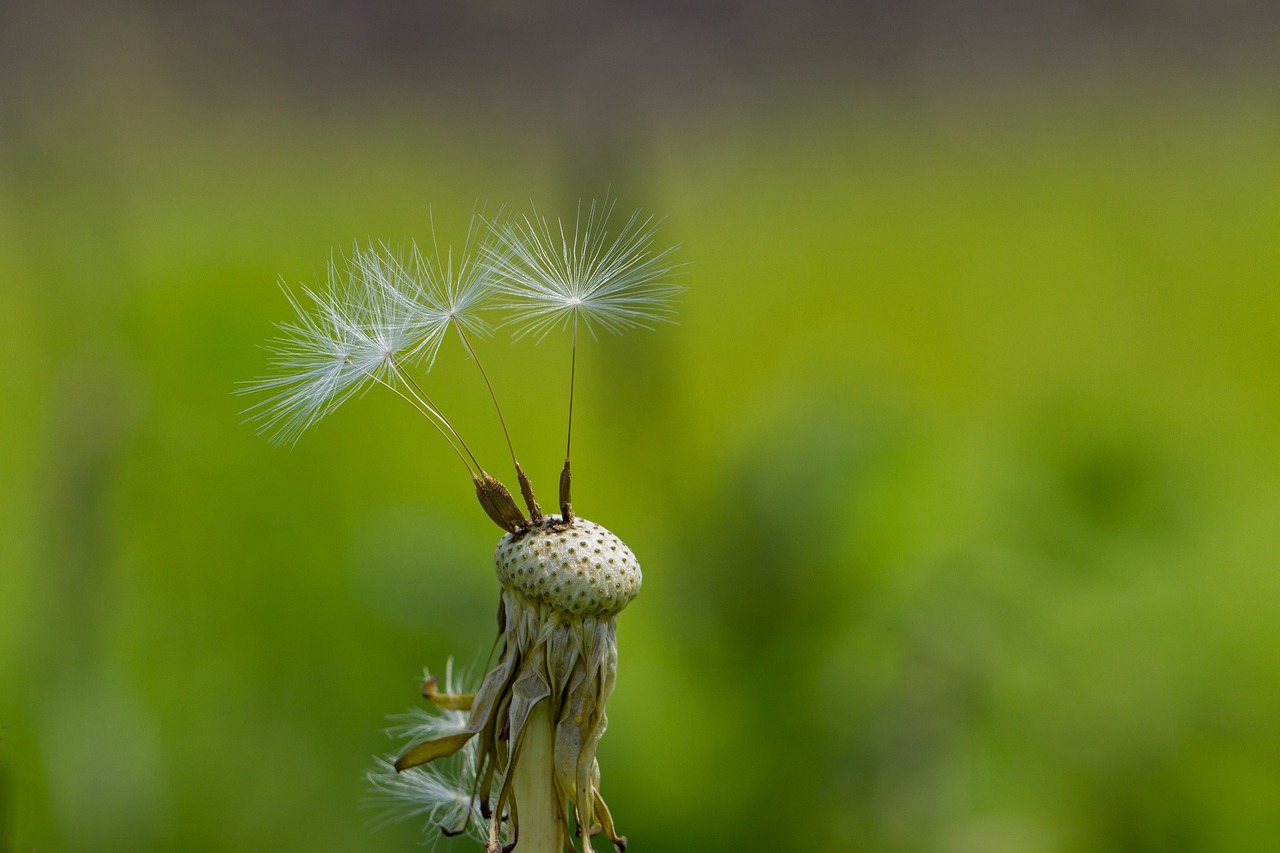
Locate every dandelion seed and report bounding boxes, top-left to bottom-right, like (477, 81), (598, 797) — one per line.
(482, 200), (683, 523)
(240, 243), (492, 479)
(484, 199), (683, 341)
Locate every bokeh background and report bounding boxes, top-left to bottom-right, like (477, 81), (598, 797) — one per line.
(2, 2), (1278, 851)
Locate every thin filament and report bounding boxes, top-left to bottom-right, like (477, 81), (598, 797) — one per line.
(393, 361), (487, 475)
(364, 367), (477, 478)
(566, 312), (578, 463)
(455, 320), (521, 471)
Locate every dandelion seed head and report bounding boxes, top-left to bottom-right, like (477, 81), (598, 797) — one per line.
(494, 516), (641, 618)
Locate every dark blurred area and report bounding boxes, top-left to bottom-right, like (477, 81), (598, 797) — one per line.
(2, 2), (1279, 852)
(4, 0), (1278, 168)
(3, 0), (1277, 215)
(8, 0), (1279, 98)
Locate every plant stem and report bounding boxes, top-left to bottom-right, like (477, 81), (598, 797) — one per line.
(511, 700), (561, 853)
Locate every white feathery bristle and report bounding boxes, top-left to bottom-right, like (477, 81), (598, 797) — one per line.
(382, 236), (497, 369)
(365, 661), (488, 843)
(365, 755), (486, 842)
(239, 239), (494, 445)
(241, 204), (681, 448)
(238, 275), (376, 446)
(483, 199), (684, 341)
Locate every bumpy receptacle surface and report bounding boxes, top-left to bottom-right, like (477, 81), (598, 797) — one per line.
(494, 517), (641, 618)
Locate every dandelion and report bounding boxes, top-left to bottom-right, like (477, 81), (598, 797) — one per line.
(244, 204), (682, 852)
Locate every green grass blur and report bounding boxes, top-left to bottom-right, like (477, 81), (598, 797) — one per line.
(2, 86), (1279, 852)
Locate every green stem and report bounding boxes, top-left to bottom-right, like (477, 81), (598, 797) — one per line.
(511, 700), (561, 853)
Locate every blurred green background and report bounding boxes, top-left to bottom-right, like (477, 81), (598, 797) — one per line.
(2, 2), (1279, 851)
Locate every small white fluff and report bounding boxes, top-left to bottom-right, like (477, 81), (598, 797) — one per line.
(365, 663), (490, 844)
